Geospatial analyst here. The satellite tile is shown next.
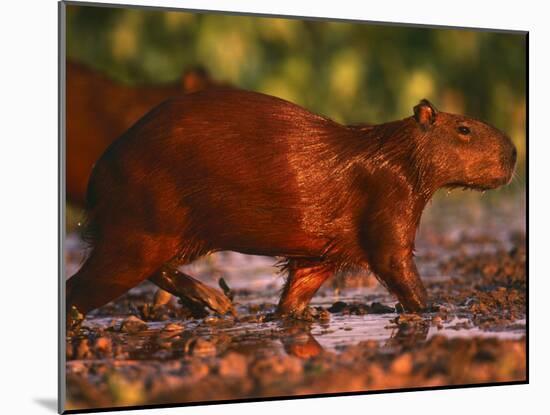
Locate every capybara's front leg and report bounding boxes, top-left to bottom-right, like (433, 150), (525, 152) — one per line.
(149, 265), (235, 316)
(368, 246), (427, 312)
(277, 259), (333, 317)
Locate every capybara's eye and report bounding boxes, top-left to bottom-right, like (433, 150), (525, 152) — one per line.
(458, 126), (471, 135)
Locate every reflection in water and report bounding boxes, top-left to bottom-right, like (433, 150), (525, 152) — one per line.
(385, 320), (430, 349)
(280, 321), (325, 358)
(79, 306), (524, 364)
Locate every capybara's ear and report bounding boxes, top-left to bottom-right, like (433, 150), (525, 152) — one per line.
(182, 66), (211, 93)
(413, 99), (438, 128)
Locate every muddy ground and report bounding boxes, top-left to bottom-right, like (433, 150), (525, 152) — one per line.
(64, 194), (527, 411)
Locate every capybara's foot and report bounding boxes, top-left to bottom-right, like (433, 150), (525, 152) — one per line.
(180, 281), (236, 317)
(276, 306), (312, 321)
(149, 267), (236, 317)
(395, 298), (434, 314)
(276, 305), (331, 322)
(398, 294), (428, 313)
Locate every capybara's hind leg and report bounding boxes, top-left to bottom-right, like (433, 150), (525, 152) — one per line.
(67, 234), (179, 316)
(149, 265), (235, 317)
(277, 259), (333, 318)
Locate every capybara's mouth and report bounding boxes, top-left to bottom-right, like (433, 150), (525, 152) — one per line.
(499, 166), (516, 187)
(448, 174), (513, 192)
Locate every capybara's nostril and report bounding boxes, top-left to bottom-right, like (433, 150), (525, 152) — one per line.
(504, 145), (517, 169)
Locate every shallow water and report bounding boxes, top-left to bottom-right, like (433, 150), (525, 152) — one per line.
(77, 281), (525, 362)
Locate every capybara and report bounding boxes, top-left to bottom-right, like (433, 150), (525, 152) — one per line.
(66, 61), (219, 206)
(66, 89), (516, 321)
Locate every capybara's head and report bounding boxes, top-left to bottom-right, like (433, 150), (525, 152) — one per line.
(412, 99), (517, 191)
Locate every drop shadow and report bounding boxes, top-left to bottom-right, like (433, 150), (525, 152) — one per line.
(34, 398), (58, 413)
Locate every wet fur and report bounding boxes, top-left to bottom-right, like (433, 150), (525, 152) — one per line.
(69, 88), (516, 317)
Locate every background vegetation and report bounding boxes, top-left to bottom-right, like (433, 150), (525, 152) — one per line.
(66, 4), (526, 194)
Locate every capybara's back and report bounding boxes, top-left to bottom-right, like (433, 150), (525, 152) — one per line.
(66, 61), (217, 206)
(86, 88), (354, 258)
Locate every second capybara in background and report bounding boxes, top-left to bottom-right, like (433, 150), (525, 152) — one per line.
(66, 89), (517, 321)
(66, 61), (222, 206)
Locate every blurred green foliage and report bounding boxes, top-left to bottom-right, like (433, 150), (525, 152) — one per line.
(66, 4), (526, 192)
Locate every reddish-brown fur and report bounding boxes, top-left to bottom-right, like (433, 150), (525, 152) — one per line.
(66, 61), (218, 205)
(67, 89), (516, 319)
